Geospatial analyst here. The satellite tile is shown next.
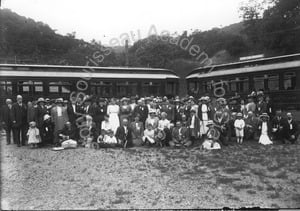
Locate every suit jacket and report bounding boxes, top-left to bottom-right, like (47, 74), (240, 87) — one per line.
(160, 103), (175, 121)
(130, 121), (144, 139)
(256, 101), (267, 115)
(271, 116), (285, 130)
(67, 103), (82, 124)
(115, 126), (133, 144)
(1, 105), (12, 126)
(95, 105), (107, 123)
(172, 126), (189, 142)
(35, 105), (48, 128)
(282, 119), (299, 138)
(11, 102), (27, 127)
(133, 105), (148, 122)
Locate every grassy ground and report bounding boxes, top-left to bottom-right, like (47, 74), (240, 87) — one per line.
(1, 134), (300, 209)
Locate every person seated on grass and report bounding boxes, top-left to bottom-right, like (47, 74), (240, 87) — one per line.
(234, 112), (245, 144)
(258, 113), (273, 145)
(169, 121), (192, 148)
(201, 120), (221, 150)
(282, 112), (299, 144)
(101, 114), (113, 135)
(58, 121), (77, 147)
(142, 124), (156, 146)
(145, 109), (159, 129)
(97, 129), (118, 148)
(157, 112), (172, 146)
(115, 118), (133, 148)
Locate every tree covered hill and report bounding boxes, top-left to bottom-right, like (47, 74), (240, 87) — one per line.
(1, 0), (299, 77)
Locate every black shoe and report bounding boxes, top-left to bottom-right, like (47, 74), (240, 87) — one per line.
(17, 144), (21, 147)
(6, 142), (10, 145)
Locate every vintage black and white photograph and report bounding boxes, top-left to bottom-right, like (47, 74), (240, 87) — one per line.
(0, 0), (300, 209)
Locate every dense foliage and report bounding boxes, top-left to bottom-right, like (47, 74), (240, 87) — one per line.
(0, 0), (299, 74)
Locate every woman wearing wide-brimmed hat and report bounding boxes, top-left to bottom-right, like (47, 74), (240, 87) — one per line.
(119, 97), (132, 123)
(201, 120), (221, 150)
(36, 97), (48, 130)
(258, 113), (273, 145)
(51, 98), (69, 145)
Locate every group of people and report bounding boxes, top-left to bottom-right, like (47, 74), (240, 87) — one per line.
(0, 91), (299, 150)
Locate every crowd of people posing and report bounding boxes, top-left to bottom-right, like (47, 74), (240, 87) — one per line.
(0, 91), (299, 150)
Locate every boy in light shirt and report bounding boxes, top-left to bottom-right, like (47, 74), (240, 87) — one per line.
(234, 112), (245, 144)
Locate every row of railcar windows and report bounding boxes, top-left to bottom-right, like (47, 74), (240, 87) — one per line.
(188, 72), (297, 94)
(0, 80), (177, 97)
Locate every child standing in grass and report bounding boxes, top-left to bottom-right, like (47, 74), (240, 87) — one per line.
(234, 113), (245, 144)
(27, 121), (41, 148)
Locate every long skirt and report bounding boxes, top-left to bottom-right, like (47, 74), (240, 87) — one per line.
(258, 134), (273, 145)
(109, 113), (120, 134)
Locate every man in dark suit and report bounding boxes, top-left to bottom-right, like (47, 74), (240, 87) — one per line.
(133, 99), (148, 126)
(67, 96), (82, 126)
(95, 98), (107, 130)
(1, 99), (13, 144)
(115, 118), (133, 148)
(271, 110), (285, 143)
(169, 121), (191, 147)
(282, 112), (299, 144)
(11, 95), (27, 147)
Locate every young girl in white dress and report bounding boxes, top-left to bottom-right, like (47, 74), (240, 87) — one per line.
(258, 113), (273, 145)
(27, 121), (41, 148)
(107, 98), (120, 134)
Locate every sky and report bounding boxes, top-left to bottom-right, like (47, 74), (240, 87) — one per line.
(2, 0), (244, 45)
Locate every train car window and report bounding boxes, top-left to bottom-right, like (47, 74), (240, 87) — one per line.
(117, 82), (128, 97)
(142, 82), (160, 96)
(284, 72), (296, 90)
(18, 81), (30, 93)
(203, 81), (212, 93)
(229, 79), (237, 92)
(91, 81), (112, 97)
(0, 81), (12, 95)
(49, 82), (59, 93)
(267, 74), (279, 91)
(254, 76), (265, 91)
(34, 81), (43, 92)
(239, 77), (249, 92)
(188, 81), (198, 94)
(62, 86), (71, 93)
(128, 82), (138, 96)
(166, 82), (176, 95)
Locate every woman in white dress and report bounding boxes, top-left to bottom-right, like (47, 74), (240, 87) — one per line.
(107, 98), (120, 134)
(258, 113), (273, 145)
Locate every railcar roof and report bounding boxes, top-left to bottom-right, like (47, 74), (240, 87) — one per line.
(0, 64), (177, 75)
(187, 53), (300, 78)
(0, 64), (179, 79)
(187, 60), (300, 79)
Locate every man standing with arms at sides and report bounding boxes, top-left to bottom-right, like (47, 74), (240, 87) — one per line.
(1, 99), (13, 145)
(11, 95), (27, 147)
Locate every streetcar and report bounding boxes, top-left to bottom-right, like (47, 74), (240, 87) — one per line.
(0, 64), (179, 104)
(186, 53), (300, 111)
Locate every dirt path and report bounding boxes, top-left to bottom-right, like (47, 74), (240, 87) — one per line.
(1, 134), (300, 209)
